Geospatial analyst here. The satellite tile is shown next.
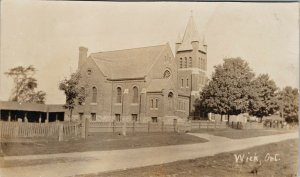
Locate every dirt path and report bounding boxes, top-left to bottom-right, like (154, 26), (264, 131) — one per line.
(0, 132), (298, 177)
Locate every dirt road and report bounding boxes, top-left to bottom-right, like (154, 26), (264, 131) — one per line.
(0, 132), (298, 177)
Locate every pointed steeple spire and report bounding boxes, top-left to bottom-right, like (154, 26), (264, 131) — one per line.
(177, 13), (201, 51)
(184, 13), (200, 42)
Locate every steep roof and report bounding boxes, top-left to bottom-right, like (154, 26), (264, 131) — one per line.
(177, 15), (206, 52)
(91, 44), (168, 80)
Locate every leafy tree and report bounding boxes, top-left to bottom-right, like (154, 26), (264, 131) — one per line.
(278, 86), (298, 123)
(248, 74), (279, 122)
(5, 65), (46, 104)
(197, 58), (255, 122)
(59, 72), (86, 121)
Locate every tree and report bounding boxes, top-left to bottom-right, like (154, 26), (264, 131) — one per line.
(59, 72), (86, 121)
(196, 58), (255, 122)
(5, 65), (46, 104)
(248, 74), (279, 122)
(278, 86), (298, 123)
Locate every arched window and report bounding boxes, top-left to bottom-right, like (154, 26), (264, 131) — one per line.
(117, 87), (122, 103)
(179, 58), (183, 68)
(186, 78), (189, 87)
(92, 87), (97, 103)
(151, 99), (154, 108)
(189, 57), (192, 67)
(168, 92), (173, 98)
(78, 87), (85, 105)
(184, 57), (187, 68)
(132, 86), (138, 103)
(163, 70), (171, 78)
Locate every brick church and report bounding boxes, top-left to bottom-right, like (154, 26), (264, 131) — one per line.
(73, 15), (207, 123)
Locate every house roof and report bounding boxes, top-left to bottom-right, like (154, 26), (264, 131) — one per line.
(177, 15), (206, 52)
(90, 44), (168, 80)
(0, 101), (65, 112)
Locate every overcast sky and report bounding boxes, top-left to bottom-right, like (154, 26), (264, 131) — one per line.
(0, 1), (299, 104)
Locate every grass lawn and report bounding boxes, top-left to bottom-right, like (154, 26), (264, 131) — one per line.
(191, 128), (296, 139)
(0, 132), (207, 156)
(76, 139), (298, 177)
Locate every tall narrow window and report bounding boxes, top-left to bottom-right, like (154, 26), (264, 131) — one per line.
(79, 113), (84, 121)
(132, 114), (138, 122)
(187, 79), (189, 87)
(155, 99), (158, 108)
(151, 99), (154, 108)
(115, 114), (121, 122)
(92, 87), (97, 103)
(184, 57), (187, 68)
(189, 57), (192, 67)
(179, 58), (183, 68)
(117, 87), (122, 103)
(132, 86), (138, 103)
(181, 79), (184, 88)
(152, 117), (158, 123)
(91, 113), (96, 121)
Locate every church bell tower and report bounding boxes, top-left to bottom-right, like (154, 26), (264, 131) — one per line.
(175, 14), (208, 114)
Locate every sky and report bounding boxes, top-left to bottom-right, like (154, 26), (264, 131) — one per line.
(0, 1), (299, 104)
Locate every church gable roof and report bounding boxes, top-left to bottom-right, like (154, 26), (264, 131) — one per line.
(90, 44), (168, 80)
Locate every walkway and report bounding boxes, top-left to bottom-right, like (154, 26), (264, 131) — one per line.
(0, 132), (298, 177)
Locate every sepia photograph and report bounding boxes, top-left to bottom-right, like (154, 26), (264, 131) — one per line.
(0, 1), (299, 177)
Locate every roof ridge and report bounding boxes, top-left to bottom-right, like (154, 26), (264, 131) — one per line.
(91, 43), (167, 55)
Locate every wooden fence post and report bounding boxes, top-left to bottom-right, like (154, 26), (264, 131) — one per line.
(81, 119), (85, 139)
(173, 120), (176, 132)
(122, 121), (127, 136)
(14, 122), (20, 138)
(132, 121), (135, 134)
(0, 121), (2, 138)
(85, 118), (89, 139)
(112, 120), (115, 133)
(58, 122), (64, 142)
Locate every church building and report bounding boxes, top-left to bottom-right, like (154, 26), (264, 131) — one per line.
(73, 15), (207, 123)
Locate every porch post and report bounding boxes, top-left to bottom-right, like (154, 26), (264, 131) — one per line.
(39, 113), (42, 123)
(8, 111), (11, 122)
(24, 112), (28, 122)
(46, 112), (49, 123)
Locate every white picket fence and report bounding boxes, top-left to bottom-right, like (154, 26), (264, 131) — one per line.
(191, 120), (227, 129)
(0, 121), (81, 140)
(88, 121), (190, 133)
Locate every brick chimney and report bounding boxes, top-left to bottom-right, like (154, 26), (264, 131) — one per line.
(78, 46), (88, 69)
